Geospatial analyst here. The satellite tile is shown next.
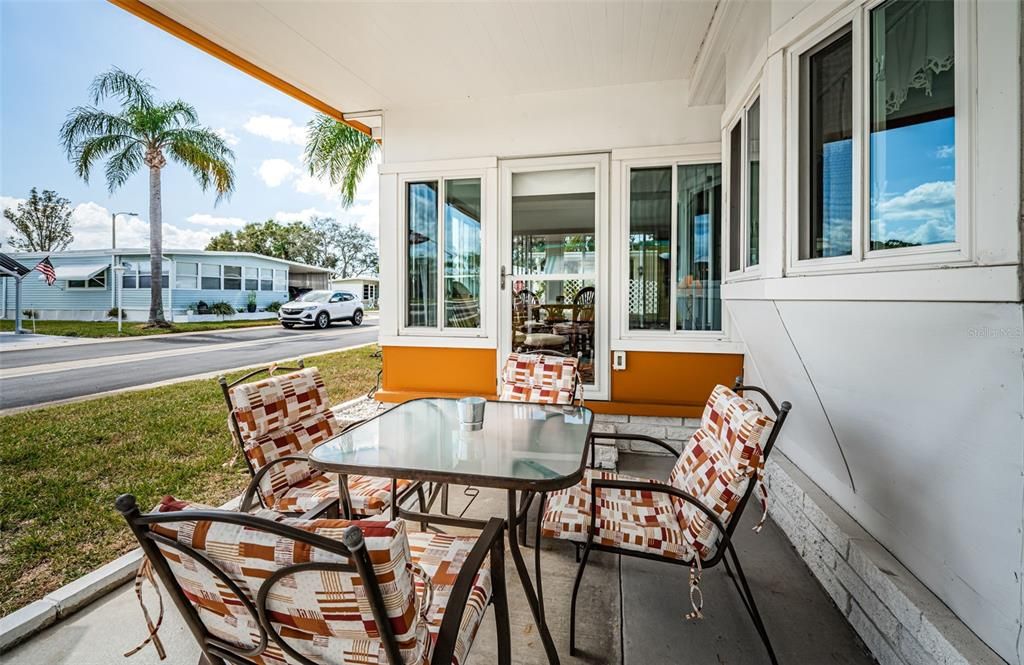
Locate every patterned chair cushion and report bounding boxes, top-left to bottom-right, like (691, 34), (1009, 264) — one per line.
(272, 473), (414, 516)
(244, 410), (340, 507)
(148, 498), (489, 665)
(541, 469), (694, 561)
(231, 368), (331, 439)
(499, 353), (578, 404)
(667, 385), (774, 559)
(407, 530), (493, 665)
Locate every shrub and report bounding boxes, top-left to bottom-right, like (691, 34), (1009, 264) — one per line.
(21, 310), (36, 319)
(265, 301), (282, 313)
(209, 301), (236, 319)
(107, 307), (122, 319)
(247, 291), (258, 306)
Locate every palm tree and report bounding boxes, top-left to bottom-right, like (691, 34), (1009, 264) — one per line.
(60, 68), (235, 326)
(303, 114), (378, 207)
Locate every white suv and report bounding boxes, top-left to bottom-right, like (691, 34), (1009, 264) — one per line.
(278, 290), (364, 329)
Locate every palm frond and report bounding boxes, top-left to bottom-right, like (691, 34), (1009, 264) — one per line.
(158, 100), (199, 128)
(103, 142), (145, 192)
(303, 114), (379, 207)
(163, 128), (236, 202)
(59, 108), (138, 158)
(90, 67), (155, 109)
(69, 134), (139, 185)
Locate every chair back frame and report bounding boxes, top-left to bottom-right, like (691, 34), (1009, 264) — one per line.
(115, 494), (404, 665)
(217, 360), (307, 482)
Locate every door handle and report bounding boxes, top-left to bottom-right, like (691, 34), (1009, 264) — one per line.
(500, 265), (507, 290)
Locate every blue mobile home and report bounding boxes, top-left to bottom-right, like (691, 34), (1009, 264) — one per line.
(0, 249), (331, 322)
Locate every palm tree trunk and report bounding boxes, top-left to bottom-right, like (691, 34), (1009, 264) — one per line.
(148, 165), (167, 325)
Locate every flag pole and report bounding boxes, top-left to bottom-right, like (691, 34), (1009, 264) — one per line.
(14, 274), (23, 334)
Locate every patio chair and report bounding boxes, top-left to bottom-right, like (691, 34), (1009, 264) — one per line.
(116, 494), (510, 665)
(552, 286), (595, 357)
(537, 380), (791, 664)
(498, 351), (582, 405)
(219, 362), (418, 519)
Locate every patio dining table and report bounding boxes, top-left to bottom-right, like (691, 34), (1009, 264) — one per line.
(308, 397), (594, 665)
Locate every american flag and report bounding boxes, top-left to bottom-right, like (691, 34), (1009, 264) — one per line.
(34, 257), (56, 286)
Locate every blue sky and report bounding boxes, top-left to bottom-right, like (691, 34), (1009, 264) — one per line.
(0, 0), (378, 251)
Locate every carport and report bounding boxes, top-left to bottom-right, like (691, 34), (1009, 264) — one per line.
(0, 252), (32, 334)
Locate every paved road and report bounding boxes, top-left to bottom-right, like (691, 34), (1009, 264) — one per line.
(0, 322), (379, 412)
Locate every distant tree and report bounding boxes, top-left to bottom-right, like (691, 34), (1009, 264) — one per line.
(304, 114), (379, 207)
(61, 68), (235, 326)
(323, 221), (378, 278)
(205, 230), (237, 252)
(3, 188), (74, 252)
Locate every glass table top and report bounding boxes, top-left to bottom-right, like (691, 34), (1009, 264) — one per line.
(308, 398), (594, 491)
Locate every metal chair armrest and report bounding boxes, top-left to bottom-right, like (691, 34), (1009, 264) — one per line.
(430, 517), (506, 665)
(240, 454), (311, 513)
(589, 432), (680, 457)
(590, 478), (732, 556)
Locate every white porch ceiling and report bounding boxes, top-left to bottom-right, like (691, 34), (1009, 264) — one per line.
(141, 1), (717, 113)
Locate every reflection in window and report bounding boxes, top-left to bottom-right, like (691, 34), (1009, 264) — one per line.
(244, 267), (259, 291)
(677, 164), (722, 331)
(175, 261), (199, 289)
(407, 182), (438, 327)
(804, 27), (853, 258)
(869, 0), (954, 250)
(628, 167), (671, 330)
(728, 122), (742, 272)
(512, 279), (595, 385)
(444, 178), (482, 328)
(746, 98), (761, 266)
(511, 169), (595, 276)
(260, 268), (273, 291)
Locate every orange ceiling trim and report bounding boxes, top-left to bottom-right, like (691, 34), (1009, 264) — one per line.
(107, 0), (373, 137)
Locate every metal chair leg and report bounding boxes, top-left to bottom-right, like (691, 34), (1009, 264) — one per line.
(416, 484), (428, 531)
(727, 546), (778, 665)
(490, 530), (512, 665)
(519, 491), (530, 547)
(569, 540), (593, 656)
(535, 492), (547, 622)
(441, 483), (449, 515)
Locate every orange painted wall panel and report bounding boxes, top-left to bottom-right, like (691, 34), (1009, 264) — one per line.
(608, 351), (744, 413)
(380, 346), (497, 399)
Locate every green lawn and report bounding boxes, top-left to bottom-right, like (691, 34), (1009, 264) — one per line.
(0, 345), (381, 616)
(0, 318), (281, 338)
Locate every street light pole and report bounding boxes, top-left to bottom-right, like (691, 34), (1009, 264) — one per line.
(111, 211), (138, 250)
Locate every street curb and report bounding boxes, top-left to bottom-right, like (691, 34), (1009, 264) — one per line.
(0, 496), (242, 653)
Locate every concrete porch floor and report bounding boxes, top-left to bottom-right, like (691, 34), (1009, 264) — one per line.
(7, 454), (875, 664)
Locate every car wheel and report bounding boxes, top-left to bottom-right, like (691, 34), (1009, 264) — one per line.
(281, 322), (295, 329)
(315, 311), (331, 329)
(350, 310), (363, 326)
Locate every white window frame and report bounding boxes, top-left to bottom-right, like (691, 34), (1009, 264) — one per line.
(725, 88), (763, 281)
(617, 152), (732, 344)
(398, 171), (487, 337)
(200, 263), (222, 290)
(174, 261), (199, 289)
(272, 269), (287, 292)
(243, 266), (259, 291)
(124, 261), (169, 289)
(67, 272), (107, 290)
(259, 267), (274, 291)
(786, 0), (974, 276)
(222, 265), (242, 290)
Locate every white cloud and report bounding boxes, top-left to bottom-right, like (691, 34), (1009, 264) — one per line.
(935, 144), (955, 159)
(293, 172), (338, 199)
(1, 195), (25, 249)
(871, 180), (956, 246)
(257, 159), (298, 187)
(186, 212), (248, 229)
(214, 127), (240, 146)
(243, 115), (306, 145)
(273, 208), (333, 224)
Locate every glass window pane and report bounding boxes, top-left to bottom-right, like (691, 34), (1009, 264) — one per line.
(223, 265), (242, 290)
(803, 27), (854, 258)
(407, 182), (438, 327)
(273, 270), (287, 291)
(122, 275), (136, 289)
(201, 264), (221, 290)
(444, 178), (481, 328)
(260, 268), (273, 291)
(511, 169), (596, 276)
(869, 0), (955, 250)
(68, 280), (85, 288)
(244, 267), (259, 291)
(728, 122), (742, 272)
(175, 262), (198, 288)
(628, 167), (671, 330)
(511, 279), (595, 385)
(677, 164), (723, 331)
(746, 98), (761, 267)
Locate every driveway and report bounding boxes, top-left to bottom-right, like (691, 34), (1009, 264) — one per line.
(0, 321), (379, 412)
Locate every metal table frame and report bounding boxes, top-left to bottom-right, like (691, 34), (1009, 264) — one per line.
(308, 398), (594, 665)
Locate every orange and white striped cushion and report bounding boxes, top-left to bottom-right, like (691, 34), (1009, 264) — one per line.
(499, 353), (577, 404)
